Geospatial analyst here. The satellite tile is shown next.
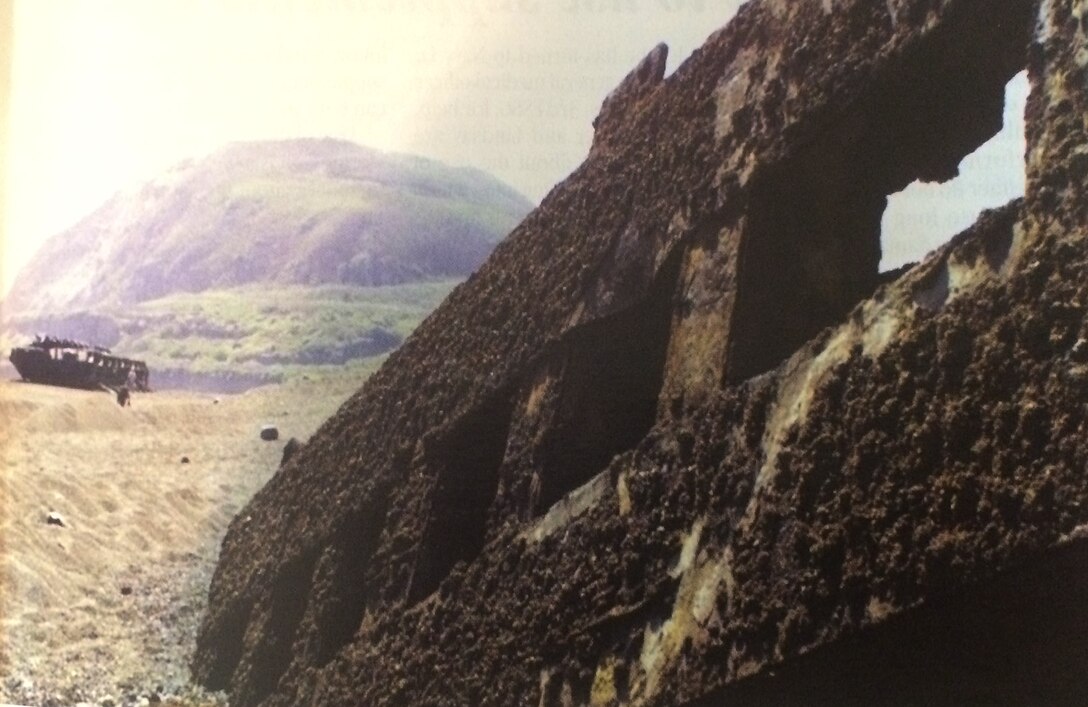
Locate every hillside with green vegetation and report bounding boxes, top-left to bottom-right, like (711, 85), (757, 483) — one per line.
(3, 280), (460, 392)
(2, 139), (531, 391)
(4, 138), (530, 314)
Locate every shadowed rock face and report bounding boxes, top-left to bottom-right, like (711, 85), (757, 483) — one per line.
(193, 0), (1088, 705)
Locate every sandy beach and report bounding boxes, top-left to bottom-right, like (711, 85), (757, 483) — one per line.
(0, 376), (357, 706)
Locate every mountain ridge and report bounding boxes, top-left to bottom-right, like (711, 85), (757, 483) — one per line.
(4, 138), (532, 316)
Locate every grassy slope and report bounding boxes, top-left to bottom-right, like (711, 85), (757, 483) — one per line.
(126, 280), (458, 378)
(3, 280), (459, 390)
(4, 139), (531, 313)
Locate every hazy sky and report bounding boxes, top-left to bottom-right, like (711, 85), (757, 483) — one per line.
(2, 0), (1026, 296)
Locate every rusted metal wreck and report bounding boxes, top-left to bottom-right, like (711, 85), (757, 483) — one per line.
(9, 335), (150, 392)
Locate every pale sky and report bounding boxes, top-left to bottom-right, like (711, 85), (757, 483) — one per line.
(2, 0), (1025, 296)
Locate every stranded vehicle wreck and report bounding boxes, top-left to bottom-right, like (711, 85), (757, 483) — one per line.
(9, 335), (150, 392)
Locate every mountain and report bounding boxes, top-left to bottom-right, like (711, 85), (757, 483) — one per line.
(4, 138), (532, 316)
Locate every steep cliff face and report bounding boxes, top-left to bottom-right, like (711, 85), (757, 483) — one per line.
(194, 1), (1088, 704)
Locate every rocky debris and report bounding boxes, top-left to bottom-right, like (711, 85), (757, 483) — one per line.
(280, 438), (302, 467)
(180, 457), (190, 464)
(3, 555), (231, 707)
(590, 42), (668, 157)
(258, 425), (278, 442)
(1, 546), (234, 707)
(194, 1), (1088, 705)
(2, 679), (226, 707)
(45, 511), (66, 528)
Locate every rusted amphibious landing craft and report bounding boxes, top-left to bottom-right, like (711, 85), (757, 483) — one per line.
(9, 335), (150, 392)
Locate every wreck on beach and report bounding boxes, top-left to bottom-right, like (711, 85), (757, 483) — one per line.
(9, 335), (150, 392)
